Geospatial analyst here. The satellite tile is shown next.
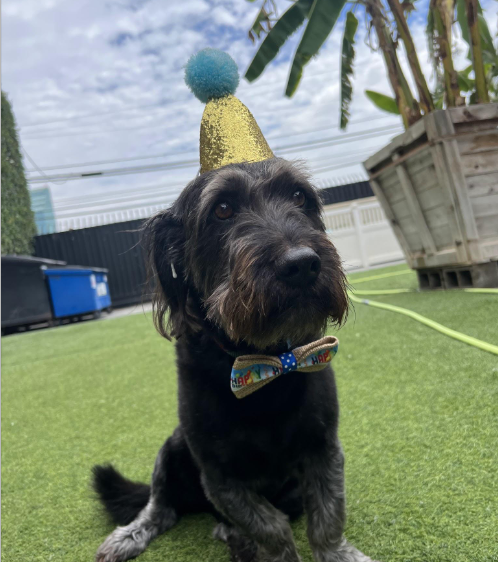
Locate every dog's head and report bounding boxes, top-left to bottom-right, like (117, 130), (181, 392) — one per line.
(144, 158), (348, 350)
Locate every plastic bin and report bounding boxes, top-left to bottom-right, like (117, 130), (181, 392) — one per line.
(1, 256), (65, 330)
(44, 267), (111, 318)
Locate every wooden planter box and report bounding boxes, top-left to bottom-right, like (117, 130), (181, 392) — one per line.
(364, 103), (498, 289)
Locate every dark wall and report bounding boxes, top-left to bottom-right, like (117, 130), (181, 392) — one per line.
(319, 181), (373, 206)
(34, 219), (147, 307)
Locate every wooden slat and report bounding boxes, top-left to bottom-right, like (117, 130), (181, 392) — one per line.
(429, 224), (453, 249)
(390, 199), (412, 221)
(364, 119), (426, 171)
(454, 119), (498, 134)
(449, 103), (498, 124)
(430, 143), (469, 263)
(368, 178), (414, 265)
(441, 139), (480, 242)
(467, 173), (498, 195)
(404, 147), (434, 176)
(476, 216), (498, 239)
(394, 159), (437, 255)
(416, 184), (444, 211)
(471, 193), (498, 219)
(408, 164), (439, 195)
(457, 130), (498, 156)
(461, 151), (498, 177)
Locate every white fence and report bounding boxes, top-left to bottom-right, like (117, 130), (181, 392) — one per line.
(323, 197), (405, 271)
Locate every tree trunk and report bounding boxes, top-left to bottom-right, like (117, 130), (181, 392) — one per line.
(432, 0), (464, 107)
(465, 0), (489, 103)
(366, 0), (421, 128)
(386, 0), (435, 114)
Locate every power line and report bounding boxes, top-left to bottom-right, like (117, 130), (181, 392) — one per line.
(51, 147), (379, 211)
(25, 115), (394, 172)
(27, 124), (402, 184)
(21, 147), (68, 185)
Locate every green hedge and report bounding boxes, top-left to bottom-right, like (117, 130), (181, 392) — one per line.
(1, 91), (37, 255)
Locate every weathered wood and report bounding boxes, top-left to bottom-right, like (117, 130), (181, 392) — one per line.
(466, 172), (498, 193)
(413, 249), (460, 268)
(430, 142), (469, 262)
(404, 147), (435, 176)
(364, 119), (426, 171)
(441, 139), (480, 242)
(390, 198), (412, 220)
(449, 103), (498, 123)
(471, 194), (498, 219)
(461, 151), (498, 177)
(363, 103), (498, 273)
(476, 216), (498, 239)
(453, 119), (498, 134)
(393, 157), (437, 255)
(457, 130), (498, 156)
(407, 165), (440, 195)
(426, 110), (454, 140)
(368, 178), (414, 265)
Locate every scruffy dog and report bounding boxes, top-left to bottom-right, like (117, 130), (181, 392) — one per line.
(93, 158), (375, 562)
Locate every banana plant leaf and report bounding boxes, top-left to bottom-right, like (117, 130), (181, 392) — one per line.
(340, 11), (359, 130)
(245, 0), (314, 82)
(285, 0), (347, 97)
(365, 90), (400, 115)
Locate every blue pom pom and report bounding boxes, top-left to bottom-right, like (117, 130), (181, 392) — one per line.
(185, 49), (239, 103)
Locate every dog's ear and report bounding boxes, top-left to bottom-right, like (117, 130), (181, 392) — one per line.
(143, 210), (201, 340)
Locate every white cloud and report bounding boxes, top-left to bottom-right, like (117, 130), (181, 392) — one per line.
(2, 0), (496, 221)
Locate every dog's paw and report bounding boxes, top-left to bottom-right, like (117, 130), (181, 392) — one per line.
(95, 526), (150, 562)
(313, 538), (379, 562)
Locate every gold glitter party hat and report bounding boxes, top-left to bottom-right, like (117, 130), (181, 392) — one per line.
(185, 49), (274, 174)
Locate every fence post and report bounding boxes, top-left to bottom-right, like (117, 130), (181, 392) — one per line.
(351, 202), (368, 269)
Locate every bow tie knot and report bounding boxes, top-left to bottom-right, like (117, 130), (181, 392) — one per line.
(231, 336), (339, 398)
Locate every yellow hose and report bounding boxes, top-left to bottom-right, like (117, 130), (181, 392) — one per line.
(348, 292), (498, 356)
(348, 269), (412, 284)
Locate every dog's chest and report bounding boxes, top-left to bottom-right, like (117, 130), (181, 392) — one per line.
(182, 370), (333, 482)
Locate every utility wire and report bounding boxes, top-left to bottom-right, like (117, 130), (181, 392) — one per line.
(21, 147), (67, 185)
(28, 125), (401, 184)
(25, 115), (393, 172)
(52, 151), (374, 212)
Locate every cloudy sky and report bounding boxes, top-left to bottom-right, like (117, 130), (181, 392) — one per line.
(2, 0), (496, 225)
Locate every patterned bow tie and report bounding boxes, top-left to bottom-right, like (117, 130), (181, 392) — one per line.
(230, 336), (339, 399)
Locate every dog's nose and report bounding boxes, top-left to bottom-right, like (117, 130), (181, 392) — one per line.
(276, 247), (321, 287)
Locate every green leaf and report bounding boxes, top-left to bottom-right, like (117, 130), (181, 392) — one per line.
(457, 73), (473, 93)
(285, 0), (347, 97)
(245, 0), (314, 82)
(365, 90), (400, 115)
(339, 11), (358, 130)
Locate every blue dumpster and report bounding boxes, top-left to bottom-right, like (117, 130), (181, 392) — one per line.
(44, 267), (111, 318)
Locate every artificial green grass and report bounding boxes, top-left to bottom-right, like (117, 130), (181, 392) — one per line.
(2, 264), (498, 562)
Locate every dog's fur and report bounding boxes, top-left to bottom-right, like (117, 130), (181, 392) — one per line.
(93, 158), (376, 562)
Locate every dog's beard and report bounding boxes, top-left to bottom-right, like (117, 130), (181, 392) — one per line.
(204, 236), (348, 350)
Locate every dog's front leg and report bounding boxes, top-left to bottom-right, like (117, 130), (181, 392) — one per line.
(203, 475), (301, 562)
(302, 442), (376, 562)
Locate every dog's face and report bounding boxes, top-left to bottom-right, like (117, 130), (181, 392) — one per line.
(145, 158), (348, 350)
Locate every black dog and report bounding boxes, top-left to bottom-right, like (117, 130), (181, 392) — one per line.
(93, 158), (375, 562)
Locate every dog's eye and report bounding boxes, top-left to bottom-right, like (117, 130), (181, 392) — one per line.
(215, 202), (234, 220)
(292, 190), (306, 207)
